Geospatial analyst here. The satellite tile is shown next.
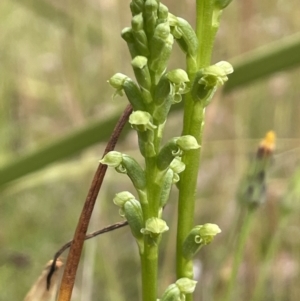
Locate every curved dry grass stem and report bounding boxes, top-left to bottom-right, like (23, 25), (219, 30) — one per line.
(56, 104), (133, 301)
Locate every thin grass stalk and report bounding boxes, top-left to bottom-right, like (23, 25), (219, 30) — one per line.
(223, 209), (255, 301)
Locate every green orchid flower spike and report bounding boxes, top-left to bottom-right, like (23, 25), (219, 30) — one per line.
(100, 2), (232, 301)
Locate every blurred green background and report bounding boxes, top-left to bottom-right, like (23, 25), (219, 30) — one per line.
(1, 0), (300, 300)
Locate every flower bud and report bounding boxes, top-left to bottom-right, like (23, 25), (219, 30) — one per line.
(123, 78), (148, 111)
(113, 191), (136, 208)
(124, 199), (144, 240)
(121, 27), (139, 58)
(130, 0), (144, 16)
(152, 75), (173, 123)
(99, 151), (123, 167)
(141, 217), (169, 237)
(153, 101), (173, 125)
(131, 56), (152, 92)
(144, 0), (159, 36)
(171, 17), (198, 57)
(132, 13), (150, 57)
(182, 224), (221, 259)
(157, 3), (169, 25)
(150, 22), (174, 84)
(129, 111), (157, 157)
(121, 155), (147, 190)
(157, 138), (181, 171)
(153, 76), (172, 106)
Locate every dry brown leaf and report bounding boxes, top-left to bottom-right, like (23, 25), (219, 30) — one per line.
(23, 258), (63, 301)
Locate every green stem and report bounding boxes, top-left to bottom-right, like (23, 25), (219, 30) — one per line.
(140, 143), (163, 301)
(250, 217), (288, 301)
(176, 102), (204, 280)
(176, 3), (220, 299)
(224, 209), (256, 301)
(195, 0), (218, 69)
(141, 238), (159, 301)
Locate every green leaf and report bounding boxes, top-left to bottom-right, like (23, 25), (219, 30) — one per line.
(224, 32), (300, 92)
(0, 110), (129, 188)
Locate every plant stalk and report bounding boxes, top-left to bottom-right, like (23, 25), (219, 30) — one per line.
(224, 209), (255, 301)
(176, 102), (204, 279)
(176, 3), (220, 300)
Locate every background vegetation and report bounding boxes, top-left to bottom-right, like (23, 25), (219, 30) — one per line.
(0, 0), (300, 300)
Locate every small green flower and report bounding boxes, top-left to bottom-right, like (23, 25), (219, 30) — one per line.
(99, 151), (123, 167)
(129, 111), (157, 132)
(108, 73), (147, 111)
(191, 61), (233, 105)
(108, 73), (128, 97)
(175, 278), (197, 294)
(198, 61), (233, 88)
(152, 70), (190, 123)
(182, 224), (221, 259)
(100, 152), (146, 191)
(175, 136), (200, 151)
(196, 223), (222, 244)
(166, 69), (190, 103)
(113, 191), (136, 208)
(129, 111), (157, 157)
(157, 136), (200, 171)
(141, 217), (169, 237)
(161, 278), (197, 301)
